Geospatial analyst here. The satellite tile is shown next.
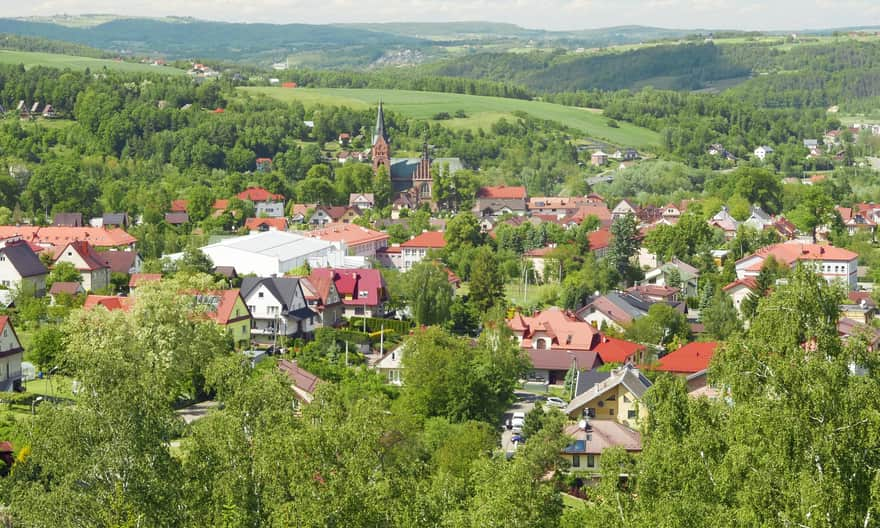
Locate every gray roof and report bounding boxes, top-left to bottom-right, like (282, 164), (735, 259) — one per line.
(565, 365), (652, 416)
(241, 277), (312, 318)
(1, 241), (48, 278)
(573, 369), (611, 397)
(102, 213), (128, 226)
(53, 213), (82, 227)
(604, 292), (648, 319)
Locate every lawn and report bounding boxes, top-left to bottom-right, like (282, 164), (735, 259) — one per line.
(0, 50), (186, 75)
(24, 376), (77, 400)
(562, 492), (589, 510)
(239, 87), (661, 148)
(505, 281), (559, 308)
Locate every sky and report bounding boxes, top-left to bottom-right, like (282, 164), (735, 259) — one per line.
(10, 0), (880, 31)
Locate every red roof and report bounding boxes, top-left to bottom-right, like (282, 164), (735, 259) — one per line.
(129, 273), (162, 288)
(97, 250), (137, 274)
(0, 226), (137, 248)
(593, 335), (645, 364)
(278, 359), (321, 394)
(588, 229), (612, 251)
(477, 185), (527, 200)
(199, 290), (248, 325)
(236, 187), (284, 202)
(507, 307), (599, 351)
(245, 217), (289, 231)
(722, 277), (758, 292)
(310, 268), (386, 307)
(212, 199), (230, 211)
(49, 282), (82, 296)
(170, 199), (188, 212)
(745, 243), (858, 268)
(401, 231), (446, 249)
(83, 295), (133, 312)
(654, 342), (717, 374)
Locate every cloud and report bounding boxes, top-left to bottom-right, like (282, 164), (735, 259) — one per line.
(9, 0), (879, 30)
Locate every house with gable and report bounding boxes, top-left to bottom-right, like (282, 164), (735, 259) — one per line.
(237, 187), (285, 218)
(194, 290), (252, 348)
(298, 274), (344, 328)
(310, 268), (388, 318)
(473, 185), (528, 218)
(735, 242), (858, 289)
(278, 359), (322, 404)
(611, 199), (639, 221)
(754, 145), (774, 161)
(53, 241), (110, 292)
(375, 344), (405, 385)
(245, 217), (289, 233)
(349, 193), (375, 210)
(722, 277), (759, 315)
(562, 419), (643, 479)
(565, 365), (652, 427)
(653, 341), (717, 375)
(0, 239), (48, 295)
(240, 277), (319, 342)
(507, 307), (605, 384)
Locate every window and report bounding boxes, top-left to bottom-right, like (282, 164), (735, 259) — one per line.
(354, 306), (365, 315)
(248, 305), (256, 313)
(623, 395), (631, 403)
(609, 409), (615, 416)
(572, 454), (580, 468)
(587, 454), (595, 468)
(598, 400), (604, 408)
(258, 292), (264, 298)
(628, 409), (638, 420)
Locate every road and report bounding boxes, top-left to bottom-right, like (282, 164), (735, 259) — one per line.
(175, 400), (218, 425)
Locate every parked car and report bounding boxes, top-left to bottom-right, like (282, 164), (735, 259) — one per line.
(511, 411), (526, 433)
(546, 396), (566, 408)
(511, 433), (525, 444)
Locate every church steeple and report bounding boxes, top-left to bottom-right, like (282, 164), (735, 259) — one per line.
(371, 101), (391, 173)
(373, 100), (389, 146)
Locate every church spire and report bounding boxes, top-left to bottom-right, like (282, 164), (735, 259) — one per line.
(373, 100), (389, 146)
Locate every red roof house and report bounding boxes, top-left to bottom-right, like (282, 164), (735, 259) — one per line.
(653, 341), (717, 374)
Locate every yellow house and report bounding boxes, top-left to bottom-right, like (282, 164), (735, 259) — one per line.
(564, 365), (651, 429)
(199, 289), (252, 348)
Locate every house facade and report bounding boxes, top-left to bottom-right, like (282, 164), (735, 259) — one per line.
(400, 231), (446, 271)
(0, 317), (23, 392)
(0, 239), (48, 295)
(53, 241), (110, 292)
(564, 365), (651, 428)
(241, 277), (319, 342)
(735, 242), (858, 289)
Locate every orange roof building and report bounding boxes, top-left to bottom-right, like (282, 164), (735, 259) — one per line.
(400, 231), (446, 271)
(653, 342), (717, 374)
(302, 223), (389, 257)
(735, 242), (858, 289)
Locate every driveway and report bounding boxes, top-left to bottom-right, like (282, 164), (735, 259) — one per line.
(500, 391), (538, 454)
(175, 400), (218, 425)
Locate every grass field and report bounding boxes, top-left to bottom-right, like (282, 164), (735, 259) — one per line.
(239, 87), (661, 147)
(0, 50), (186, 75)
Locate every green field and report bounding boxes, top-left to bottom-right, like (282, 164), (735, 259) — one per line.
(240, 87), (660, 147)
(0, 50), (186, 75)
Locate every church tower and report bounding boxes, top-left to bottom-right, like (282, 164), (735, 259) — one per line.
(413, 140), (433, 200)
(371, 102), (391, 173)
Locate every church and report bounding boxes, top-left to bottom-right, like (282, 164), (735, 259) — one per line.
(371, 102), (463, 204)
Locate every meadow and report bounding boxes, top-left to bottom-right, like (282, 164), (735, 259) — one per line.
(0, 50), (186, 75)
(239, 86), (660, 147)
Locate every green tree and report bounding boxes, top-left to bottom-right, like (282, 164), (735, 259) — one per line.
(789, 184), (837, 243)
(46, 261), (81, 287)
(468, 247), (505, 313)
(444, 212), (483, 252)
(608, 213), (639, 284)
(404, 260), (454, 327)
(700, 288), (742, 340)
(29, 325), (64, 370)
(626, 303), (689, 346)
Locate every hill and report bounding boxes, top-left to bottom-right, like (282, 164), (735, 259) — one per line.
(0, 49), (186, 74)
(239, 86), (660, 147)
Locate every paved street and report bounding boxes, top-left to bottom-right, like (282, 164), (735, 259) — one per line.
(175, 400), (218, 425)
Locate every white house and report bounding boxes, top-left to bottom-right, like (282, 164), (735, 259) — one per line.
(375, 345), (404, 385)
(0, 316), (23, 391)
(722, 278), (758, 315)
(53, 241), (110, 292)
(349, 193), (375, 210)
(240, 277), (319, 342)
(400, 231), (446, 271)
(754, 146), (774, 161)
(735, 242), (858, 290)
(0, 239), (48, 295)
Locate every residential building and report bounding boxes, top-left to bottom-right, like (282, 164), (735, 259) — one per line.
(298, 275), (344, 328)
(592, 335), (647, 365)
(128, 273), (162, 293)
(375, 345), (404, 385)
(52, 213), (83, 227)
(473, 186), (528, 218)
(754, 145), (774, 161)
(97, 250), (141, 276)
(375, 245), (403, 270)
(400, 231), (446, 270)
(562, 420), (642, 479)
(642, 258), (701, 297)
(164, 212), (189, 225)
(0, 317), (24, 391)
(195, 290), (252, 348)
(278, 359), (322, 404)
(48, 281), (84, 304)
(528, 196), (589, 218)
(0, 239), (48, 295)
(310, 268), (387, 318)
(653, 341), (717, 375)
(590, 151), (608, 166)
(722, 277), (758, 315)
(302, 223), (389, 258)
(101, 213), (130, 229)
(53, 241), (110, 292)
(577, 292), (646, 332)
(611, 199), (638, 221)
(349, 193), (375, 210)
(735, 242), (858, 289)
(308, 206), (362, 226)
(244, 217), (289, 233)
(240, 277), (319, 342)
(237, 187), (285, 218)
(565, 365), (652, 427)
(0, 226), (137, 251)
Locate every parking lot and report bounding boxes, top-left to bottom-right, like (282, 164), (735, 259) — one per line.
(500, 391), (538, 454)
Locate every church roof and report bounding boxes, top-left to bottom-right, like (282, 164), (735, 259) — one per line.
(373, 102), (389, 146)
